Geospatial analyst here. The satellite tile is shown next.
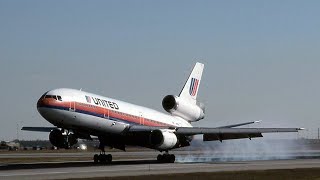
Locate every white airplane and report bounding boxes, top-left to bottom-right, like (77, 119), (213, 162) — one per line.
(22, 62), (302, 163)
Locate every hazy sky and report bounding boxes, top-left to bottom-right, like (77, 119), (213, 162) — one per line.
(1, 0), (320, 140)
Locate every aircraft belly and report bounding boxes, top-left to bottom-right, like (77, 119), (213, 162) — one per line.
(38, 107), (67, 126)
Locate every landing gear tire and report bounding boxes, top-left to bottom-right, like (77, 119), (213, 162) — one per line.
(99, 154), (107, 163)
(157, 154), (163, 162)
(106, 154), (112, 162)
(94, 154), (99, 163)
(93, 153), (112, 164)
(169, 154), (175, 163)
(157, 154), (175, 163)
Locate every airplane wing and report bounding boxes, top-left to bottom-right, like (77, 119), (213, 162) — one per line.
(175, 127), (302, 135)
(127, 125), (303, 142)
(21, 126), (94, 140)
(22, 125), (302, 142)
(175, 127), (302, 141)
(21, 120), (260, 133)
(21, 127), (58, 132)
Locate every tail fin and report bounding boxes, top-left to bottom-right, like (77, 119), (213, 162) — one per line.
(179, 62), (204, 103)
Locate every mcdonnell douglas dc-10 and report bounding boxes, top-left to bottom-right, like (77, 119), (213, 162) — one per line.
(22, 62), (303, 163)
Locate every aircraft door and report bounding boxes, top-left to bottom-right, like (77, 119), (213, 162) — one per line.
(104, 108), (109, 119)
(69, 94), (76, 112)
(67, 94), (78, 125)
(139, 112), (144, 125)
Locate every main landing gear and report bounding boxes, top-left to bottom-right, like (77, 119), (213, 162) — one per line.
(157, 153), (175, 163)
(93, 142), (112, 164)
(93, 152), (112, 164)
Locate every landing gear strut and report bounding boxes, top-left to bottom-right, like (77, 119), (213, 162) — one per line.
(93, 142), (112, 164)
(157, 153), (175, 163)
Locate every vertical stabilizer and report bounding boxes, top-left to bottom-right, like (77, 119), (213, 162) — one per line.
(179, 62), (204, 103)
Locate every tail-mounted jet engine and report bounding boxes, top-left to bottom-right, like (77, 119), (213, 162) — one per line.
(149, 129), (178, 150)
(49, 129), (78, 148)
(162, 95), (205, 122)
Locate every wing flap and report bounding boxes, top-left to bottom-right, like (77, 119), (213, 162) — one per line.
(203, 133), (263, 141)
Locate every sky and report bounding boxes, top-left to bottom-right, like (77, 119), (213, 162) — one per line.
(1, 0), (320, 140)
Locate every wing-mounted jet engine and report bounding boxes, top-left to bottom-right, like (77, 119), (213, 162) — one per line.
(149, 129), (178, 150)
(49, 129), (78, 148)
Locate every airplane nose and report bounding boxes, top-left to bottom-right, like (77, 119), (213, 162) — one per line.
(37, 94), (51, 121)
(37, 93), (47, 111)
(37, 97), (43, 109)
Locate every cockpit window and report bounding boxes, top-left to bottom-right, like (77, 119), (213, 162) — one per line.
(45, 95), (62, 101)
(40, 91), (49, 99)
(45, 95), (53, 99)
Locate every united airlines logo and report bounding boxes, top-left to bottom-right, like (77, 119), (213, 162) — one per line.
(189, 78), (199, 96)
(85, 95), (91, 103)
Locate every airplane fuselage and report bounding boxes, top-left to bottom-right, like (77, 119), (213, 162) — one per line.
(37, 88), (192, 138)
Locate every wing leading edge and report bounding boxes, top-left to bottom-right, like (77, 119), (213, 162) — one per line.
(21, 127), (58, 132)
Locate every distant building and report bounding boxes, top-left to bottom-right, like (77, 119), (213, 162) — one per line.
(0, 141), (20, 150)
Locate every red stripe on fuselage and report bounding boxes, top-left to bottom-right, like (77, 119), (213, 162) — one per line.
(39, 98), (171, 127)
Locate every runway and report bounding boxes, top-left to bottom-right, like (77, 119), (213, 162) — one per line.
(1, 146), (320, 180)
(1, 158), (320, 180)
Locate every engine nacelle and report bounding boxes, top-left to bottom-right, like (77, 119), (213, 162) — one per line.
(49, 130), (78, 148)
(162, 95), (205, 121)
(149, 130), (178, 150)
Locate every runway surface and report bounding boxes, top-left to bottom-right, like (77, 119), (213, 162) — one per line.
(1, 148), (320, 180)
(1, 158), (320, 180)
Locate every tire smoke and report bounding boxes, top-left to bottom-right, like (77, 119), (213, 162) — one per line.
(175, 138), (312, 163)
